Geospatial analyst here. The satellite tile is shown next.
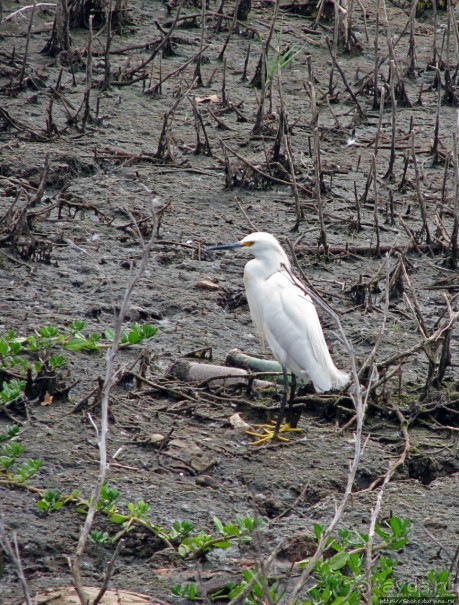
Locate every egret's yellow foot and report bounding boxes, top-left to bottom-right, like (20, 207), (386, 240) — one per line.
(245, 422), (302, 446)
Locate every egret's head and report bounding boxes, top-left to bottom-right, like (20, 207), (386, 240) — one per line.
(239, 232), (283, 251)
(207, 232), (289, 263)
(207, 231), (278, 251)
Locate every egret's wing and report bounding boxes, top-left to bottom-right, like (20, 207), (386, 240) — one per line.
(259, 271), (342, 392)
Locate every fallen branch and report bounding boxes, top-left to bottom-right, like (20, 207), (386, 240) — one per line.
(69, 191), (158, 604)
(3, 3), (55, 22)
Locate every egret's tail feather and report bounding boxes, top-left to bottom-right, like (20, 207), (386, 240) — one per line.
(331, 369), (351, 390)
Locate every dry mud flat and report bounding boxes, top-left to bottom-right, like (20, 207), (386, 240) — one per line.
(0, 0), (459, 602)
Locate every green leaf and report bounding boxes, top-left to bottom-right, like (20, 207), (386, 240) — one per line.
(39, 326), (59, 338)
(64, 337), (89, 351)
(213, 516), (225, 534)
(128, 330), (140, 344)
(1, 379), (26, 402)
(389, 538), (408, 550)
(178, 543), (191, 557)
(212, 540), (231, 549)
(104, 329), (115, 342)
(89, 530), (111, 544)
(328, 552), (349, 571)
(141, 324), (157, 338)
(388, 516), (410, 538)
(0, 339), (9, 356)
(49, 355), (67, 369)
(331, 596), (352, 605)
(68, 320), (86, 332)
(313, 523), (324, 540)
(347, 552), (362, 574)
(374, 524), (390, 541)
(108, 513), (128, 524)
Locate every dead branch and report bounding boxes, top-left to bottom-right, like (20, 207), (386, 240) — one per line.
(121, 0), (185, 82)
(365, 403), (410, 601)
(285, 261), (370, 603)
(411, 131), (432, 244)
(0, 512), (33, 605)
(326, 37), (365, 117)
(69, 191), (158, 604)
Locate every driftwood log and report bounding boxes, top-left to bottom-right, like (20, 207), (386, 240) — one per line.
(166, 359), (273, 388)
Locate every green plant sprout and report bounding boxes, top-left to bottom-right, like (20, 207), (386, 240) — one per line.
(89, 530), (112, 545)
(172, 567), (281, 603)
(0, 321), (156, 357)
(36, 489), (81, 513)
(264, 43), (303, 91)
(1, 432), (453, 604)
(3, 424), (450, 603)
(1, 378), (27, 403)
(0, 321), (157, 406)
(172, 517), (455, 604)
(38, 478), (260, 561)
(0, 425), (43, 484)
(262, 26), (303, 92)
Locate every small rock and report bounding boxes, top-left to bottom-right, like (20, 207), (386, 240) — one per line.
(190, 456), (219, 473)
(195, 278), (219, 290)
(195, 474), (219, 488)
(148, 433), (166, 447)
(229, 413), (252, 432)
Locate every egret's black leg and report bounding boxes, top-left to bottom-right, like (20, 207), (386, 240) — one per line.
(286, 374), (299, 427)
(274, 366), (289, 437)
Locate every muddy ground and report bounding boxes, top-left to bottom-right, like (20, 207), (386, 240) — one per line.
(0, 0), (459, 602)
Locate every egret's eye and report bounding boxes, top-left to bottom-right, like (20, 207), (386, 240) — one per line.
(242, 241), (254, 247)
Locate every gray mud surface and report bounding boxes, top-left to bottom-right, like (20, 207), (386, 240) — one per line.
(0, 0), (458, 602)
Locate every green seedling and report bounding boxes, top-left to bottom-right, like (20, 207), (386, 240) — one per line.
(0, 424), (20, 443)
(0, 441), (26, 468)
(178, 515), (261, 559)
(0, 321), (156, 358)
(228, 568), (280, 605)
(36, 489), (81, 513)
(168, 520), (194, 541)
(265, 44), (303, 90)
(89, 530), (112, 544)
(172, 562), (280, 603)
(171, 583), (199, 600)
(0, 321), (157, 406)
(173, 517), (454, 604)
(398, 569), (452, 598)
(78, 490), (261, 560)
(0, 425), (43, 484)
(96, 482), (121, 514)
(1, 379), (26, 403)
(105, 322), (157, 346)
(12, 459), (43, 483)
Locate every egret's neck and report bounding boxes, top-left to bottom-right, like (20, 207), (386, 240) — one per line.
(245, 247), (291, 282)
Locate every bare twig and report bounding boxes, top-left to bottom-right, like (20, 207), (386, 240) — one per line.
(281, 263), (369, 604)
(69, 192), (158, 604)
(0, 512), (33, 605)
(4, 2), (53, 22)
(411, 131), (432, 244)
(92, 539), (125, 605)
(449, 112), (459, 267)
(365, 404), (410, 602)
(18, 0), (36, 87)
(384, 61), (397, 181)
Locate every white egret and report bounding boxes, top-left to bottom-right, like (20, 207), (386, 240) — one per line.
(207, 231), (349, 443)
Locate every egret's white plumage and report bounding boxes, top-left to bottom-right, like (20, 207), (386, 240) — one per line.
(207, 231), (349, 440)
(239, 232), (349, 392)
